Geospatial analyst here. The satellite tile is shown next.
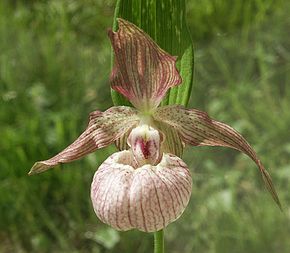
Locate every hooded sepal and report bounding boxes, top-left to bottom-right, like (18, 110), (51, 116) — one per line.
(108, 19), (182, 112)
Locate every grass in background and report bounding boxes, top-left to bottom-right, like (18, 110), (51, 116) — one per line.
(0, 0), (289, 252)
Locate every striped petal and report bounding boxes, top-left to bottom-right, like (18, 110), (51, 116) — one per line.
(115, 125), (132, 151)
(154, 105), (281, 209)
(154, 120), (185, 157)
(29, 106), (139, 175)
(91, 150), (192, 232)
(108, 19), (182, 111)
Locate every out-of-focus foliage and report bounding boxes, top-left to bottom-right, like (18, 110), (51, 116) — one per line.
(0, 0), (289, 252)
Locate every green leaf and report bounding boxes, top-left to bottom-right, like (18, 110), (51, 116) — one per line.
(111, 0), (194, 107)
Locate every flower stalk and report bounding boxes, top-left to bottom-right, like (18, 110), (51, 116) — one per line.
(154, 230), (164, 253)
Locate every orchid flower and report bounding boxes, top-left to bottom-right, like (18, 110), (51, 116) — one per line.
(29, 19), (281, 232)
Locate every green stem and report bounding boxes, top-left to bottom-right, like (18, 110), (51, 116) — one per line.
(154, 229), (164, 253)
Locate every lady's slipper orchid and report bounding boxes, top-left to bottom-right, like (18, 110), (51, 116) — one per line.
(30, 19), (281, 232)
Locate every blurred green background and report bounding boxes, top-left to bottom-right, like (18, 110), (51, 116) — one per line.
(1, 0), (290, 252)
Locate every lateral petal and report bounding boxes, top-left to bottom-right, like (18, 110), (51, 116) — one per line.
(108, 19), (182, 111)
(154, 105), (281, 209)
(29, 106), (139, 175)
(154, 119), (184, 157)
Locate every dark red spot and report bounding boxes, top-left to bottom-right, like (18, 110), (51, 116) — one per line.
(140, 139), (151, 159)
